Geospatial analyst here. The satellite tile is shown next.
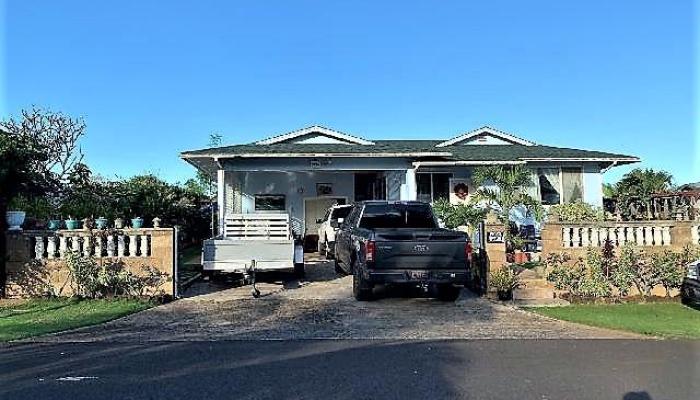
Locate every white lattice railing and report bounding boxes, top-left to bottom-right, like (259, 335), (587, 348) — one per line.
(561, 224), (673, 248)
(30, 230), (152, 260)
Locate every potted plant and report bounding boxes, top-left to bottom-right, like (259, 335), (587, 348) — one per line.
(114, 218), (125, 229)
(489, 265), (523, 301)
(510, 236), (530, 264)
(95, 216), (109, 229)
(47, 218), (62, 230)
(5, 195), (28, 231)
(65, 216), (81, 230)
(82, 217), (94, 230)
(131, 216), (144, 229)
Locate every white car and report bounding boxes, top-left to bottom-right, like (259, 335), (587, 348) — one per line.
(316, 204), (353, 259)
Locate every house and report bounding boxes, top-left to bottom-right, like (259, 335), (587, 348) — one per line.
(181, 125), (638, 241)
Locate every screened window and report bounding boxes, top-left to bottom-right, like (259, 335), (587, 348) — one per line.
(254, 194), (286, 211)
(538, 169), (561, 205)
(416, 173), (452, 203)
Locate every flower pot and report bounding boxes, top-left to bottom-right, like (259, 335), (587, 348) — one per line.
(131, 217), (144, 229)
(5, 211), (26, 231)
(114, 218), (125, 229)
(65, 219), (81, 230)
(82, 218), (94, 230)
(497, 290), (513, 301)
(95, 217), (109, 229)
(513, 252), (530, 264)
(47, 219), (62, 230)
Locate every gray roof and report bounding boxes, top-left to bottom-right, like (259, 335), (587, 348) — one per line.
(181, 140), (638, 163)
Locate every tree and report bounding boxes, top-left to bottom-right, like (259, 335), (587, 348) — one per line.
(471, 165), (543, 243)
(607, 168), (673, 219)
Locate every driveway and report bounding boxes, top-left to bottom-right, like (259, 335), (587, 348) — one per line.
(30, 256), (640, 342)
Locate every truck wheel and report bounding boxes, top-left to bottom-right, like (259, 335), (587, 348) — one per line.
(352, 262), (373, 301)
(334, 258), (345, 275)
(436, 284), (460, 302)
(294, 263), (305, 278)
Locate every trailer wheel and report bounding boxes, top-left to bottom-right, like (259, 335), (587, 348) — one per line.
(294, 262), (305, 278)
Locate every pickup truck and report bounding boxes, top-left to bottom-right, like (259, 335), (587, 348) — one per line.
(334, 201), (471, 301)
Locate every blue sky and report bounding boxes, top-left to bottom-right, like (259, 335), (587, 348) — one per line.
(2, 0), (697, 184)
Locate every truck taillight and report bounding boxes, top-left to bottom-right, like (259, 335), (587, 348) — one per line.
(365, 240), (376, 262)
(465, 241), (473, 263)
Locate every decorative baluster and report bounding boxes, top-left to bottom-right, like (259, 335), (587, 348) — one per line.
(643, 226), (653, 246)
(618, 227), (627, 246)
(129, 235), (137, 257)
(107, 235), (116, 257)
(34, 236), (45, 260)
(94, 236), (103, 257)
(47, 236), (57, 260)
(59, 236), (68, 258)
(71, 236), (81, 253)
(117, 235), (126, 257)
(692, 225), (700, 245)
(571, 227), (581, 248)
(140, 235), (149, 257)
(590, 228), (600, 247)
(653, 227), (663, 246)
(661, 226), (671, 246)
(635, 227), (645, 246)
(581, 227), (590, 247)
(83, 235), (92, 257)
(562, 227), (571, 248)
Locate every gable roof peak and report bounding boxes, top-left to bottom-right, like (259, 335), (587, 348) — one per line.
(436, 125), (536, 147)
(255, 125), (374, 145)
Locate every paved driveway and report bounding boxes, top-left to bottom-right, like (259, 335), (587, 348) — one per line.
(31, 256), (639, 342)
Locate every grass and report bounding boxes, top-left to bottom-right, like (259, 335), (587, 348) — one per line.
(529, 302), (700, 339)
(0, 298), (152, 342)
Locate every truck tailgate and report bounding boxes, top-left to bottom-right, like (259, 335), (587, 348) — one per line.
(372, 229), (468, 270)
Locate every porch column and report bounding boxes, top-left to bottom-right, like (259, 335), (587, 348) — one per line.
(402, 168), (417, 201)
(217, 169), (226, 236)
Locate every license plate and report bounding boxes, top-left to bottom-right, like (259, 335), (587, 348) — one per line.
(410, 271), (429, 280)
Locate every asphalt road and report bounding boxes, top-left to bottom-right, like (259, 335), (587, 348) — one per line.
(1, 340), (698, 400)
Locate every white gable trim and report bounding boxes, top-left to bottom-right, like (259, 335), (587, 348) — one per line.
(255, 125), (375, 145)
(435, 126), (535, 147)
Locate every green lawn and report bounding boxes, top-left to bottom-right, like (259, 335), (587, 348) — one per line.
(0, 298), (152, 342)
(529, 302), (700, 339)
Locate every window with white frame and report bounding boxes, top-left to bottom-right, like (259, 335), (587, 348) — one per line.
(534, 167), (583, 205)
(416, 173), (452, 203)
(254, 194), (286, 212)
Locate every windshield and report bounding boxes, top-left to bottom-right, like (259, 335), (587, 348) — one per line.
(359, 203), (437, 229)
(331, 206), (352, 220)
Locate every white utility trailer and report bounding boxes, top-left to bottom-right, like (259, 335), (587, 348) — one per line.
(202, 213), (305, 295)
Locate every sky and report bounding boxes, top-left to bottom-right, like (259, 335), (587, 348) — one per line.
(1, 0), (697, 185)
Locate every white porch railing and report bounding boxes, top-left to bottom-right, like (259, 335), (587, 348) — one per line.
(561, 224), (673, 248)
(30, 230), (153, 260)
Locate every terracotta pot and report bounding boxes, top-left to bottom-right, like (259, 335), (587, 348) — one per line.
(513, 252), (530, 264)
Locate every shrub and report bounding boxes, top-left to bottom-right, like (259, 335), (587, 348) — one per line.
(651, 251), (686, 297)
(65, 252), (170, 299)
(549, 201), (605, 223)
(432, 198), (487, 230)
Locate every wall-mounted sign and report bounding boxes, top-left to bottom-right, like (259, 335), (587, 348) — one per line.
(486, 230), (505, 243)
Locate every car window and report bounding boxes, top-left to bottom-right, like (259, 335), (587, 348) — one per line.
(331, 206), (352, 220)
(359, 203), (437, 229)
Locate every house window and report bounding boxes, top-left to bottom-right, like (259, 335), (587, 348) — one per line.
(536, 167), (584, 205)
(561, 167), (583, 203)
(254, 194), (286, 212)
(417, 173), (452, 203)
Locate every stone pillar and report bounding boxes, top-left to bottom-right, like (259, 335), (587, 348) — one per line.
(483, 212), (507, 290)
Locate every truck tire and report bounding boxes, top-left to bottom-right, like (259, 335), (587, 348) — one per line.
(294, 262), (305, 278)
(334, 258), (345, 275)
(352, 261), (373, 301)
(436, 284), (460, 302)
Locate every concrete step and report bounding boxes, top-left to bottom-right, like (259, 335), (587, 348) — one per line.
(513, 286), (555, 300)
(511, 298), (570, 307)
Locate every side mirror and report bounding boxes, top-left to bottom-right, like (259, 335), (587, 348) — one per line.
(316, 218), (324, 224)
(330, 220), (339, 228)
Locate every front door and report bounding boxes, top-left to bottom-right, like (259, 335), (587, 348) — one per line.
(304, 197), (346, 239)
